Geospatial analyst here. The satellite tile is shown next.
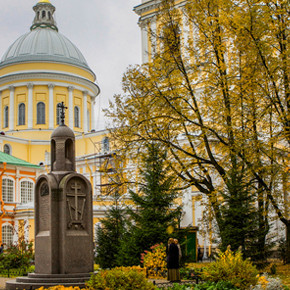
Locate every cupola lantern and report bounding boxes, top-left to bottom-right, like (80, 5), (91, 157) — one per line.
(31, 0), (58, 31)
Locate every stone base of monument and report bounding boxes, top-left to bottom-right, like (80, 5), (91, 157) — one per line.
(6, 273), (92, 290)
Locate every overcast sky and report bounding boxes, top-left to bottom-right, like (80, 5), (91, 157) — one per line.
(0, 0), (142, 130)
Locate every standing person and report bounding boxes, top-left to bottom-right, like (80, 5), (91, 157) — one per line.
(0, 244), (4, 254)
(174, 239), (182, 262)
(167, 238), (180, 282)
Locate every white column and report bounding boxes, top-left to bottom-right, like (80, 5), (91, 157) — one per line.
(24, 218), (29, 242)
(140, 22), (149, 63)
(203, 232), (208, 260)
(9, 86), (14, 130)
(150, 17), (157, 57)
(91, 97), (96, 131)
(27, 83), (34, 129)
(83, 91), (88, 132)
(68, 86), (74, 129)
(48, 84), (55, 129)
(16, 169), (20, 203)
(182, 9), (189, 59)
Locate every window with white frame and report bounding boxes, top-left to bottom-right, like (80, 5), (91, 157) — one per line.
(4, 144), (11, 155)
(87, 110), (90, 131)
(37, 102), (45, 124)
(18, 103), (25, 125)
(20, 180), (34, 204)
(102, 137), (110, 153)
(4, 106), (8, 128)
(74, 106), (80, 128)
(2, 224), (13, 247)
(2, 178), (14, 202)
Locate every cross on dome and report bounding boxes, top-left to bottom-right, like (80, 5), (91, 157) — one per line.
(57, 102), (68, 126)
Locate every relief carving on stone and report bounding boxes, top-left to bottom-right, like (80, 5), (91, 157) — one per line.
(40, 182), (49, 196)
(66, 179), (86, 230)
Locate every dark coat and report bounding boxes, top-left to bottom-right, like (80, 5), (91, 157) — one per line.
(167, 243), (179, 269)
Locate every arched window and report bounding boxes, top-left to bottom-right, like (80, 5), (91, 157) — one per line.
(18, 103), (25, 125)
(56, 103), (62, 125)
(37, 11), (40, 20)
(2, 224), (13, 247)
(4, 106), (8, 128)
(37, 102), (45, 124)
(42, 10), (46, 18)
(102, 137), (110, 153)
(3, 144), (11, 155)
(2, 178), (14, 203)
(87, 110), (90, 131)
(48, 11), (51, 20)
(74, 106), (80, 128)
(20, 180), (34, 204)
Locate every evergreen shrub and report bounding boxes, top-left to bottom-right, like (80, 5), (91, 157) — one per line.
(201, 246), (258, 289)
(0, 240), (34, 272)
(86, 267), (156, 290)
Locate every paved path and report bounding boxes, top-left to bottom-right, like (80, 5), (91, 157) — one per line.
(0, 277), (13, 290)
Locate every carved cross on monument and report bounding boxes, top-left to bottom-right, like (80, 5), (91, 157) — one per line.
(57, 102), (68, 125)
(66, 181), (86, 229)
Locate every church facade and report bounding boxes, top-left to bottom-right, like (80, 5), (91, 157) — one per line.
(0, 0), (118, 247)
(0, 0), (203, 255)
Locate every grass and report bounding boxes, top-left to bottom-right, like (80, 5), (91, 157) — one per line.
(185, 262), (290, 288)
(185, 262), (209, 269)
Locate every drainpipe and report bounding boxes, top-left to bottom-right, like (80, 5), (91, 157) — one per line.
(0, 162), (7, 242)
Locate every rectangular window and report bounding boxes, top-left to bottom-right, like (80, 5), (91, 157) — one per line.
(2, 179), (14, 202)
(21, 181), (33, 204)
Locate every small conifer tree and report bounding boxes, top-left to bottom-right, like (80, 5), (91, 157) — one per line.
(95, 193), (126, 269)
(118, 143), (181, 266)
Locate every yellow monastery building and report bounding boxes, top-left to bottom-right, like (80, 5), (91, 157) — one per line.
(0, 0), (118, 247)
(0, 0), (203, 257)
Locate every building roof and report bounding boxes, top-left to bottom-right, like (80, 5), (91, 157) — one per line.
(0, 151), (41, 169)
(0, 28), (91, 71)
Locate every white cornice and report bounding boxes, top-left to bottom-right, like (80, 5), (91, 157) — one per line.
(0, 134), (50, 145)
(134, 0), (160, 16)
(1, 128), (109, 144)
(134, 0), (187, 21)
(0, 72), (100, 97)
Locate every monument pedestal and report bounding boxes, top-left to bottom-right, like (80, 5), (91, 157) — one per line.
(6, 273), (91, 290)
(6, 112), (94, 289)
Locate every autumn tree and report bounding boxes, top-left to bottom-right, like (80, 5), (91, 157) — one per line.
(106, 0), (289, 262)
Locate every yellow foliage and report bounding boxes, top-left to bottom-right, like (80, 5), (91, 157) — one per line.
(256, 275), (269, 290)
(141, 243), (167, 279)
(201, 246), (258, 289)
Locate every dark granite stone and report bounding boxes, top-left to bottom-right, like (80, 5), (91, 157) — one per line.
(7, 123), (93, 289)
